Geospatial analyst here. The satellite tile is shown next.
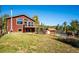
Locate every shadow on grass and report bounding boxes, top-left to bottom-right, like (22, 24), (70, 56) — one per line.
(0, 32), (7, 38)
(56, 37), (79, 48)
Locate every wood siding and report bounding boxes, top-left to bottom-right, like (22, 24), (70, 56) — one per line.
(7, 15), (35, 32)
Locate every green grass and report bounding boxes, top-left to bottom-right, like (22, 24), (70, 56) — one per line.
(0, 32), (79, 53)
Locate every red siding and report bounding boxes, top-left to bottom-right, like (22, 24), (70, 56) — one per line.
(7, 15), (34, 32)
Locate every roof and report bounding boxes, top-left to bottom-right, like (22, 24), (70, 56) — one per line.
(48, 28), (56, 31)
(6, 15), (34, 21)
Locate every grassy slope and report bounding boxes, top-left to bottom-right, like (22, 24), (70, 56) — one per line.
(0, 32), (79, 53)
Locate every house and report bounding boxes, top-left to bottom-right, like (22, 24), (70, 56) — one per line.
(6, 15), (35, 32)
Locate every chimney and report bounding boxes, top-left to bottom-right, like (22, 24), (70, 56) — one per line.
(10, 9), (13, 32)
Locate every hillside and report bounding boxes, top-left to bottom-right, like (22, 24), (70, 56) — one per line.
(0, 33), (79, 53)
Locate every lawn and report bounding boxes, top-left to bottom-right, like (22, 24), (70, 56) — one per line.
(0, 32), (79, 53)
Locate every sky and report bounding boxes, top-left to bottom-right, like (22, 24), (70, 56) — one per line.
(0, 5), (79, 26)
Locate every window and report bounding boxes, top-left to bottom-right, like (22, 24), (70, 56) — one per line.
(17, 18), (23, 24)
(28, 22), (30, 26)
(28, 22), (33, 26)
(18, 29), (22, 32)
(24, 22), (27, 26)
(30, 22), (33, 26)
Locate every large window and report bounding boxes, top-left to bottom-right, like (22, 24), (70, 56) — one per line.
(17, 18), (23, 24)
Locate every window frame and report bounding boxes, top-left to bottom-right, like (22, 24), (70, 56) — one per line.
(30, 22), (33, 26)
(28, 22), (30, 26)
(28, 22), (33, 26)
(16, 18), (23, 25)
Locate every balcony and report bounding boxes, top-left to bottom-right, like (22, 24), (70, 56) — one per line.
(23, 24), (35, 28)
(23, 22), (35, 28)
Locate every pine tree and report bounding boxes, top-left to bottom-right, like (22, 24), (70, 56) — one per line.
(70, 20), (79, 32)
(63, 21), (67, 33)
(2, 14), (9, 32)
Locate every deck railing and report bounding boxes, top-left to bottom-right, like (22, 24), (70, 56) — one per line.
(23, 24), (35, 28)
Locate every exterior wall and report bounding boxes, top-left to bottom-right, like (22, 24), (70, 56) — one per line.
(23, 27), (35, 32)
(7, 15), (35, 32)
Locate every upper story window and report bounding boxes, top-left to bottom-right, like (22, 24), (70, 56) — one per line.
(17, 18), (23, 24)
(28, 22), (33, 26)
(28, 22), (30, 26)
(30, 22), (33, 26)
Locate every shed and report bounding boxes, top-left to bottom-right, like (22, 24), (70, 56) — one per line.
(46, 28), (56, 35)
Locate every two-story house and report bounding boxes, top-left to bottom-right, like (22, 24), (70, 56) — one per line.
(6, 15), (35, 32)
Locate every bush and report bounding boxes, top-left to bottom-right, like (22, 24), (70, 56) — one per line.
(56, 37), (79, 48)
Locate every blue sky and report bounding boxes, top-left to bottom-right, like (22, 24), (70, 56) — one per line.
(1, 5), (79, 26)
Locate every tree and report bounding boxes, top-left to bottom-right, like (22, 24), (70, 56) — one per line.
(0, 6), (2, 35)
(0, 18), (2, 35)
(66, 25), (72, 31)
(33, 16), (39, 26)
(40, 22), (49, 30)
(2, 14), (9, 32)
(59, 25), (63, 31)
(56, 24), (60, 30)
(70, 20), (79, 32)
(63, 21), (67, 33)
(33, 16), (40, 33)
